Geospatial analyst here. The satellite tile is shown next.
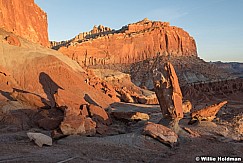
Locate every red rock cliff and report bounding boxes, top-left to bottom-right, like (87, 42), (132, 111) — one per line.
(54, 18), (197, 66)
(0, 0), (49, 47)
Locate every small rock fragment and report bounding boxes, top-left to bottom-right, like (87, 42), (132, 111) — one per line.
(27, 132), (52, 147)
(111, 112), (149, 121)
(183, 127), (200, 137)
(131, 112), (150, 121)
(182, 100), (192, 114)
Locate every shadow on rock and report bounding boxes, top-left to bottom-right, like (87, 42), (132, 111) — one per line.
(39, 72), (64, 108)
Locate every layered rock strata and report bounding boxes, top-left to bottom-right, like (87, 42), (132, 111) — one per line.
(52, 18), (197, 67)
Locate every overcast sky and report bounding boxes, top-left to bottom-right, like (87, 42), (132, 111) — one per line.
(35, 0), (243, 62)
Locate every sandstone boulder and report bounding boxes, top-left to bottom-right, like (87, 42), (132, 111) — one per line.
(88, 104), (111, 125)
(60, 113), (96, 136)
(27, 132), (52, 147)
(190, 101), (227, 123)
(143, 122), (178, 146)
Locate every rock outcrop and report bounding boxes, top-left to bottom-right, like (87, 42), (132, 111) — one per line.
(182, 78), (243, 103)
(90, 68), (159, 104)
(53, 18), (197, 67)
(60, 109), (97, 136)
(0, 29), (114, 111)
(0, 0), (49, 47)
(130, 56), (230, 89)
(190, 101), (228, 123)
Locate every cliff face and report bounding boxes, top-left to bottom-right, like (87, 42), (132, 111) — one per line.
(53, 19), (197, 66)
(0, 0), (49, 47)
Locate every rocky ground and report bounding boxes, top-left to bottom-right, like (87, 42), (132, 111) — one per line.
(0, 97), (242, 163)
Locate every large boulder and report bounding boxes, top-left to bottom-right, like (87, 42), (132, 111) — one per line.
(60, 108), (96, 136)
(88, 104), (111, 125)
(190, 101), (227, 123)
(143, 122), (178, 146)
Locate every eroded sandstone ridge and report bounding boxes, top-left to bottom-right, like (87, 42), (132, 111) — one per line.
(0, 0), (49, 47)
(51, 18), (197, 66)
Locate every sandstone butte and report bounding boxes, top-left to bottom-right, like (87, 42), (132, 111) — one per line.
(51, 18), (197, 67)
(0, 0), (49, 47)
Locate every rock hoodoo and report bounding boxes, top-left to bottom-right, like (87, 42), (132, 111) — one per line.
(152, 62), (183, 133)
(0, 0), (49, 47)
(51, 18), (197, 67)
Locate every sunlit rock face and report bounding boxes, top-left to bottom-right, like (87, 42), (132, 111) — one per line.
(0, 0), (49, 47)
(52, 18), (197, 67)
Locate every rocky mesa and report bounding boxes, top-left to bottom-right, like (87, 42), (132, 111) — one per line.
(0, 0), (49, 47)
(51, 18), (197, 67)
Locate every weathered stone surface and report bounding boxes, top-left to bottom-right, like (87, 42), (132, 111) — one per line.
(4, 35), (21, 46)
(37, 117), (63, 131)
(183, 127), (200, 137)
(59, 104), (112, 136)
(0, 0), (49, 47)
(91, 68), (159, 104)
(89, 104), (112, 125)
(232, 114), (243, 135)
(27, 132), (52, 147)
(190, 101), (228, 123)
(85, 69), (120, 102)
(182, 100), (192, 113)
(119, 88), (134, 103)
(55, 19), (197, 66)
(111, 112), (149, 121)
(0, 29), (115, 110)
(143, 122), (178, 146)
(182, 78), (243, 103)
(80, 104), (89, 117)
(60, 113), (96, 136)
(153, 62), (183, 120)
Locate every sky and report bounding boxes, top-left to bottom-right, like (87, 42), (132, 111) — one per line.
(35, 0), (243, 62)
